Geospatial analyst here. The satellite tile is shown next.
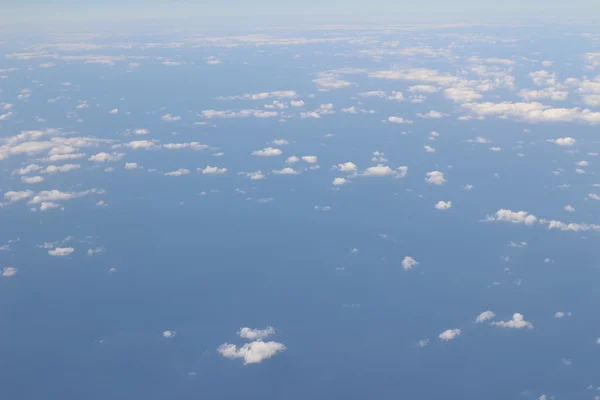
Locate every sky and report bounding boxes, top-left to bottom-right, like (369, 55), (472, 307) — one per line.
(3, 0), (600, 24)
(2, 7), (600, 400)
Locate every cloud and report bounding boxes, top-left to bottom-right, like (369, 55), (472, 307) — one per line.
(362, 165), (396, 177)
(21, 176), (44, 184)
(161, 114), (181, 122)
(359, 90), (387, 97)
(314, 205), (332, 212)
(402, 256), (418, 270)
(425, 171), (446, 185)
(286, 156), (299, 164)
(313, 72), (352, 89)
(417, 110), (447, 118)
(2, 267), (17, 277)
(475, 311), (496, 323)
(252, 147), (282, 157)
(408, 85), (440, 93)
(485, 209), (537, 225)
(491, 313), (533, 329)
(218, 91), (297, 100)
(333, 177), (350, 185)
(163, 330), (176, 338)
(335, 162), (357, 172)
(435, 201), (452, 210)
(424, 145), (436, 153)
(239, 327), (275, 340)
(290, 100), (305, 107)
(201, 109), (278, 119)
(273, 167), (299, 175)
(89, 152), (124, 162)
(122, 140), (157, 150)
(218, 341), (286, 365)
(40, 164), (80, 174)
(548, 137), (576, 146)
(4, 190), (34, 204)
(439, 329), (461, 341)
(200, 166), (227, 175)
(163, 142), (208, 150)
(242, 171), (265, 180)
(125, 162), (139, 169)
(134, 128), (150, 135)
(387, 116), (413, 124)
(461, 101), (600, 124)
(564, 205), (575, 212)
(48, 247), (74, 256)
(302, 156), (317, 164)
(518, 88), (568, 101)
(29, 189), (102, 205)
(164, 168), (190, 177)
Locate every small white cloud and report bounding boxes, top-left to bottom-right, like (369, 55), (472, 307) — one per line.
(424, 145), (436, 153)
(302, 156), (318, 164)
(239, 327), (275, 340)
(425, 171), (446, 185)
(490, 147), (502, 152)
(439, 329), (461, 341)
(218, 340), (286, 365)
(417, 338), (430, 348)
(475, 311), (496, 323)
(48, 247), (74, 256)
(252, 147), (282, 157)
(485, 209), (537, 225)
(2, 267), (17, 277)
(273, 167), (299, 175)
(491, 313), (533, 329)
(89, 152), (124, 162)
(109, 108), (119, 114)
(363, 165), (396, 177)
(134, 128), (150, 135)
(164, 168), (190, 177)
(200, 166), (227, 175)
(162, 114), (181, 122)
(124, 162), (139, 169)
(335, 162), (357, 172)
(21, 176), (44, 184)
(435, 201), (452, 210)
(402, 256), (418, 270)
(163, 330), (176, 338)
(387, 116), (413, 124)
(333, 177), (350, 185)
(564, 205), (575, 212)
(548, 137), (576, 146)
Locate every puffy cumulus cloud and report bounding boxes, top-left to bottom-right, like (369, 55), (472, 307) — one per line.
(239, 327), (275, 340)
(272, 167), (299, 175)
(333, 177), (350, 185)
(201, 109), (278, 119)
(491, 313), (533, 329)
(134, 128), (150, 135)
(21, 176), (44, 184)
(312, 72), (353, 90)
(163, 142), (209, 150)
(518, 88), (568, 101)
(200, 166), (227, 175)
(485, 57), (515, 65)
(271, 139), (289, 146)
(461, 101), (600, 124)
(252, 147), (282, 157)
(443, 87), (484, 103)
(439, 329), (461, 341)
(302, 156), (317, 164)
(2, 267), (17, 277)
(386, 116), (413, 124)
(341, 106), (375, 114)
(475, 311), (496, 323)
(529, 70), (556, 86)
(218, 341), (286, 365)
(548, 137), (576, 146)
(425, 171), (446, 185)
(402, 256), (418, 270)
(538, 218), (600, 232)
(241, 171), (265, 180)
(424, 145), (436, 153)
(286, 156), (299, 164)
(314, 205), (332, 212)
(4, 190), (34, 204)
(13, 164), (42, 175)
(89, 152), (124, 162)
(40, 202), (60, 211)
(290, 100), (305, 107)
(435, 201), (452, 210)
(335, 162), (358, 172)
(28, 189), (102, 205)
(218, 90), (297, 101)
(359, 90), (387, 97)
(300, 104), (335, 118)
(362, 165), (396, 177)
(124, 162), (139, 169)
(163, 330), (176, 338)
(564, 205), (576, 212)
(48, 247), (74, 256)
(164, 168), (190, 177)
(417, 110), (448, 119)
(161, 114), (181, 122)
(485, 209), (537, 225)
(40, 164), (80, 174)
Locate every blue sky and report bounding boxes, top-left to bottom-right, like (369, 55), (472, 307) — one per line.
(3, 0), (600, 24)
(2, 9), (600, 400)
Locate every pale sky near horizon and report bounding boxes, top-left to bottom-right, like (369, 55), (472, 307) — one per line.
(3, 0), (600, 24)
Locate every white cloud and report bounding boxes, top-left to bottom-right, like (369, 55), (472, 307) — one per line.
(164, 168), (190, 177)
(134, 128), (150, 135)
(333, 177), (350, 185)
(425, 171), (446, 185)
(218, 341), (286, 365)
(48, 247), (74, 256)
(200, 166), (227, 175)
(161, 114), (181, 122)
(163, 330), (176, 338)
(313, 72), (353, 89)
(252, 147), (282, 157)
(314, 205), (332, 212)
(4, 190), (34, 204)
(21, 176), (44, 184)
(122, 140), (157, 150)
(201, 109), (278, 119)
(548, 137), (576, 146)
(242, 171), (265, 180)
(387, 116), (413, 124)
(475, 311), (496, 323)
(444, 87), (483, 103)
(239, 327), (275, 340)
(424, 145), (436, 153)
(109, 108), (119, 114)
(402, 256), (418, 270)
(530, 70), (556, 86)
(40, 164), (80, 174)
(485, 209), (537, 225)
(518, 88), (568, 101)
(2, 267), (17, 277)
(491, 313), (533, 329)
(417, 110), (447, 119)
(125, 162), (139, 169)
(418, 338), (430, 348)
(302, 156), (317, 164)
(271, 139), (289, 146)
(89, 152), (124, 162)
(29, 188), (101, 205)
(290, 100), (305, 107)
(564, 205), (576, 212)
(362, 165), (396, 177)
(219, 91), (297, 101)
(273, 167), (299, 175)
(439, 329), (461, 341)
(461, 101), (600, 124)
(408, 85), (440, 93)
(490, 147), (502, 152)
(163, 142), (208, 150)
(286, 156), (299, 164)
(335, 162), (357, 172)
(435, 201), (452, 210)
